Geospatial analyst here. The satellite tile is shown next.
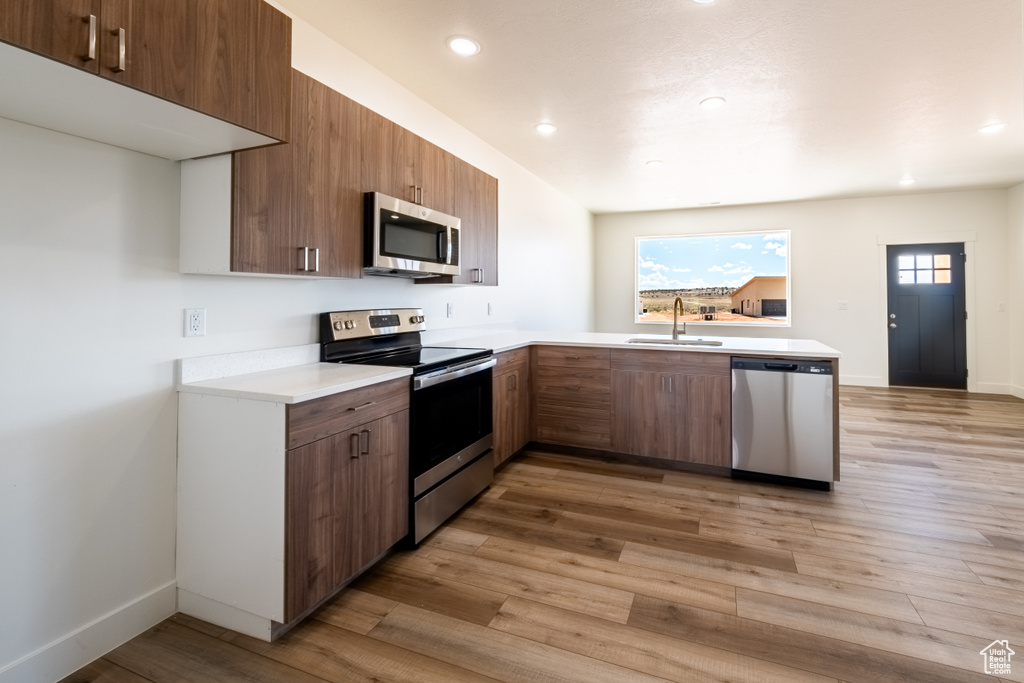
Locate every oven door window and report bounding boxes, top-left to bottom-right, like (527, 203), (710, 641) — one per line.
(410, 369), (492, 476)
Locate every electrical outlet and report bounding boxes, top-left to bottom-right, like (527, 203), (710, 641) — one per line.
(184, 308), (206, 337)
(488, 302), (494, 316)
(997, 301), (1006, 312)
(837, 301), (849, 311)
(447, 303), (454, 318)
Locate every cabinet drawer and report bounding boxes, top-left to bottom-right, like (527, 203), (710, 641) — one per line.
(535, 345), (610, 370)
(535, 404), (611, 450)
(494, 347), (530, 374)
(287, 378), (409, 449)
(609, 348), (730, 376)
(534, 368), (611, 408)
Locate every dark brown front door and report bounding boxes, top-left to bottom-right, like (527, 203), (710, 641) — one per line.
(886, 243), (967, 389)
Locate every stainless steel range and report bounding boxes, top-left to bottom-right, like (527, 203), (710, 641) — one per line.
(320, 308), (495, 544)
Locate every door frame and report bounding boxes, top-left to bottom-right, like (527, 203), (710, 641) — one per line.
(876, 231), (977, 393)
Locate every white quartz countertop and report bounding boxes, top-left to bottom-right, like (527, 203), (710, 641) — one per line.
(177, 331), (839, 404)
(439, 331), (842, 359)
(177, 362), (411, 404)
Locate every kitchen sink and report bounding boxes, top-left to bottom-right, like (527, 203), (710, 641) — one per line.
(624, 337), (724, 347)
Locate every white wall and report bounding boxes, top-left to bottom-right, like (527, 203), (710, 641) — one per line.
(1010, 184), (1024, 398)
(0, 16), (593, 682)
(595, 189), (1013, 391)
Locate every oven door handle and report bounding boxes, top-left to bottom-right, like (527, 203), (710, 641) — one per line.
(413, 357), (496, 391)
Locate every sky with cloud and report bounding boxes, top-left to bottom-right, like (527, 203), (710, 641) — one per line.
(637, 232), (788, 290)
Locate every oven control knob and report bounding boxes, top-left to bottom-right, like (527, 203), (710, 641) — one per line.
(344, 321), (356, 330)
(411, 315), (424, 324)
(333, 321), (343, 331)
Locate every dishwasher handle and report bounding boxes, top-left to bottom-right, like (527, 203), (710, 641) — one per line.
(763, 362), (799, 371)
(732, 357), (833, 375)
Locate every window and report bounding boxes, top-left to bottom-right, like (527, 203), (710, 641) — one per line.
(898, 253), (952, 285)
(636, 231), (790, 326)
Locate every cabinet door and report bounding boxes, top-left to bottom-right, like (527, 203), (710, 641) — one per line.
(233, 71), (360, 277)
(99, 0), (193, 105)
(285, 435), (337, 623)
(333, 411), (409, 587)
(452, 158), (498, 285)
(419, 141), (456, 215)
(361, 107), (418, 204)
(611, 370), (676, 458)
(679, 374), (731, 467)
(493, 369), (527, 467)
(192, 0), (290, 141)
(0, 0), (101, 73)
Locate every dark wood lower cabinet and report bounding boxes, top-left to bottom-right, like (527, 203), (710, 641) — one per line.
(285, 410), (409, 623)
(493, 367), (530, 467)
(609, 350), (731, 467)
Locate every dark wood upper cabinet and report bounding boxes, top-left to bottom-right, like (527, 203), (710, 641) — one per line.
(192, 0), (291, 142)
(0, 0), (102, 73)
(99, 0), (193, 105)
(233, 70), (362, 278)
(0, 0), (290, 144)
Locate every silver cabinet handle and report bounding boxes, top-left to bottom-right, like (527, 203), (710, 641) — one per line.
(360, 429), (371, 456)
(111, 27), (126, 73)
(298, 247), (320, 272)
(472, 268), (484, 284)
(350, 433), (360, 458)
(347, 401), (376, 412)
(83, 15), (97, 61)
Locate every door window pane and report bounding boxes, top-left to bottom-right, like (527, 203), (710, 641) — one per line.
(899, 270), (915, 284)
(916, 269), (933, 284)
(916, 254), (933, 269)
(935, 270), (951, 284)
(898, 255), (915, 270)
(934, 254), (951, 268)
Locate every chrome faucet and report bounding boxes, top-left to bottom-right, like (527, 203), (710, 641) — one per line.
(672, 297), (686, 339)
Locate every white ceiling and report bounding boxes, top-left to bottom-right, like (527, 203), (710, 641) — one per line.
(276, 0), (1024, 214)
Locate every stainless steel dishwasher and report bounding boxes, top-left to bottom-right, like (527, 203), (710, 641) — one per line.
(731, 357), (834, 489)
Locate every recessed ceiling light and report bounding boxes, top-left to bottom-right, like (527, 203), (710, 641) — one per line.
(700, 97), (726, 110)
(646, 160), (664, 168)
(899, 178), (915, 186)
(692, 0), (716, 4)
(447, 36), (480, 57)
(535, 122), (557, 135)
(978, 122), (1006, 135)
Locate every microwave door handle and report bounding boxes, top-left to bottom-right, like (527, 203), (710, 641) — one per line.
(437, 230), (445, 264)
(446, 227), (453, 265)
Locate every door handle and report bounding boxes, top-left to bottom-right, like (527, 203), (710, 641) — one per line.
(889, 322), (897, 329)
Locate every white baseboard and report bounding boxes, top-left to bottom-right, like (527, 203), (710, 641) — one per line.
(975, 382), (1013, 396)
(0, 581), (175, 683)
(1011, 384), (1024, 400)
(177, 589), (274, 641)
(837, 375), (887, 387)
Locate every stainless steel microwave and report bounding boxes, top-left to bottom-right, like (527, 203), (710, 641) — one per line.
(364, 192), (461, 278)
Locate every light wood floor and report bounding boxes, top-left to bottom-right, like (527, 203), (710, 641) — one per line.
(64, 386), (1024, 683)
